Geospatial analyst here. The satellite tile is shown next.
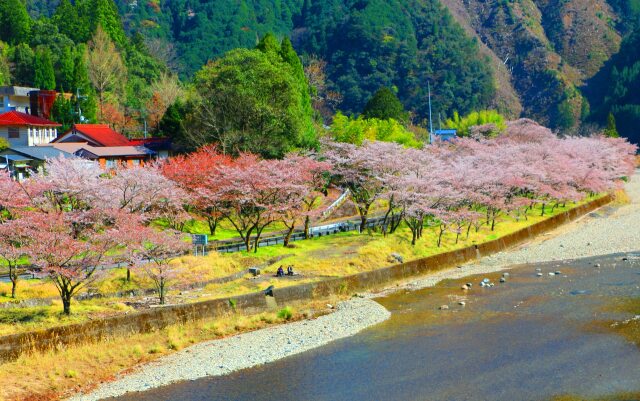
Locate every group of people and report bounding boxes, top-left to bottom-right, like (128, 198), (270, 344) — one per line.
(276, 265), (295, 277)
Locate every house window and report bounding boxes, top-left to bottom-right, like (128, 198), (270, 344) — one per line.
(105, 159), (116, 169)
(131, 159), (141, 166)
(8, 127), (19, 139)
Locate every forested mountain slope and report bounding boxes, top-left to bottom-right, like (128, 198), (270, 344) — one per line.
(24, 0), (640, 141)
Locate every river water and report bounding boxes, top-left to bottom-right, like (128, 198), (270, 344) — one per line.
(112, 253), (640, 401)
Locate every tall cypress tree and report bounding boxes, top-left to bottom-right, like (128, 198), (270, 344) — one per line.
(34, 48), (56, 90)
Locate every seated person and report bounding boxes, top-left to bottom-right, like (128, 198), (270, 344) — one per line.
(276, 266), (285, 277)
(287, 266), (294, 276)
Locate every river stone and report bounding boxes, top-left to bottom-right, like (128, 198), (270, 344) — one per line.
(499, 277), (506, 283)
(439, 305), (449, 310)
(458, 301), (466, 306)
(461, 285), (469, 290)
(536, 272), (543, 277)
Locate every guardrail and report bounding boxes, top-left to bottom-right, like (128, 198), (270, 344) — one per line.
(210, 214), (400, 253)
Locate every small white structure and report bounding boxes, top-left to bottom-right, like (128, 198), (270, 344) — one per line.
(0, 111), (60, 146)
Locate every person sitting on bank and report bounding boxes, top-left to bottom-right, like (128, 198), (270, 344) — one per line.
(287, 266), (294, 276)
(276, 266), (285, 277)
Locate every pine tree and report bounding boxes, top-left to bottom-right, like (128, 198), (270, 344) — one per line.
(0, 0), (31, 45)
(34, 48), (56, 90)
(604, 112), (620, 138)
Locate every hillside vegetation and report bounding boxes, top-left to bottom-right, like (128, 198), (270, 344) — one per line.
(19, 0), (640, 142)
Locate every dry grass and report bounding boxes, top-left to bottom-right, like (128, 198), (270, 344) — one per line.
(0, 296), (340, 401)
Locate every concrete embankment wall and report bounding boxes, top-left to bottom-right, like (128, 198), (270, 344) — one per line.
(0, 195), (612, 363)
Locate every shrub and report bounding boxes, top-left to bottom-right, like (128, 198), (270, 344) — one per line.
(277, 306), (293, 320)
(64, 369), (78, 378)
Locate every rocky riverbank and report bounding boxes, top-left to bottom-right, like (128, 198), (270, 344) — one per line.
(68, 298), (390, 401)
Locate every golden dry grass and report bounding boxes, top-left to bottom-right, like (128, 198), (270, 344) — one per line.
(0, 297), (340, 401)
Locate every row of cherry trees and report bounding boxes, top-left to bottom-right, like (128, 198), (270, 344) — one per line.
(324, 119), (637, 245)
(0, 160), (190, 313)
(0, 119), (635, 314)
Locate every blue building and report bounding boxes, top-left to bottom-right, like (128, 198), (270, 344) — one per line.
(430, 129), (458, 143)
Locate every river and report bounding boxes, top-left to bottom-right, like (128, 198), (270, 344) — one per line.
(110, 252), (640, 401)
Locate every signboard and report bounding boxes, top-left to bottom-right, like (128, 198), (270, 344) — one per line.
(192, 234), (208, 246)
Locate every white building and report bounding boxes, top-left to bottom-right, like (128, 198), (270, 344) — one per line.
(0, 86), (39, 114)
(0, 111), (61, 147)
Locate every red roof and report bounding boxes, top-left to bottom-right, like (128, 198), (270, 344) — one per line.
(0, 111), (61, 127)
(61, 124), (132, 147)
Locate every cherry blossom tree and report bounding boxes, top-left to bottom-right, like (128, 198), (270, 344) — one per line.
(161, 146), (232, 235)
(136, 228), (190, 305)
(23, 211), (119, 314)
(323, 140), (403, 232)
(275, 155), (331, 245)
(0, 218), (30, 298)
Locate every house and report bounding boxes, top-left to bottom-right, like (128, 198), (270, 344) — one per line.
(0, 111), (61, 147)
(430, 129), (458, 143)
(0, 86), (59, 119)
(45, 142), (156, 169)
(53, 124), (132, 147)
(0, 146), (73, 180)
(128, 137), (173, 159)
(0, 86), (39, 114)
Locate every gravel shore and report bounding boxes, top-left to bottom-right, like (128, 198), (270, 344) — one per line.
(69, 298), (390, 401)
(388, 170), (640, 293)
(70, 172), (638, 400)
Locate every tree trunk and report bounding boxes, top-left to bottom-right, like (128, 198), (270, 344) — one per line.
(62, 295), (71, 315)
(159, 278), (165, 305)
(283, 226), (295, 247)
(437, 228), (445, 247)
(359, 214), (368, 233)
(11, 279), (16, 299)
(207, 216), (217, 236)
(540, 203), (546, 216)
(304, 216), (311, 239)
(466, 223), (472, 239)
(126, 267), (131, 282)
(411, 229), (417, 246)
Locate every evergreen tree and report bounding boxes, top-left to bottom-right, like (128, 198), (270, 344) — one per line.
(57, 46), (76, 91)
(11, 44), (35, 86)
(53, 0), (90, 44)
(256, 33), (281, 54)
(34, 48), (56, 90)
(51, 95), (75, 132)
(85, 0), (127, 47)
(604, 112), (620, 138)
(72, 45), (97, 121)
(0, 0), (31, 45)
(362, 87), (409, 123)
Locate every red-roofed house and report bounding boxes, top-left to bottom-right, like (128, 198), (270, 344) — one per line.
(0, 110), (61, 146)
(53, 124), (132, 147)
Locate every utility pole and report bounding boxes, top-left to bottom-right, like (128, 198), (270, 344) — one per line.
(75, 88), (88, 123)
(428, 82), (434, 143)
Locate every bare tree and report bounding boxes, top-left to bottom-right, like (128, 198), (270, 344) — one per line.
(86, 25), (127, 120)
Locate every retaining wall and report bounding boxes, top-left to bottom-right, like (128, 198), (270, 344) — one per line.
(0, 195), (612, 363)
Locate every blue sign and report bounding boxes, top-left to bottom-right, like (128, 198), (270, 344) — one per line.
(192, 234), (208, 246)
